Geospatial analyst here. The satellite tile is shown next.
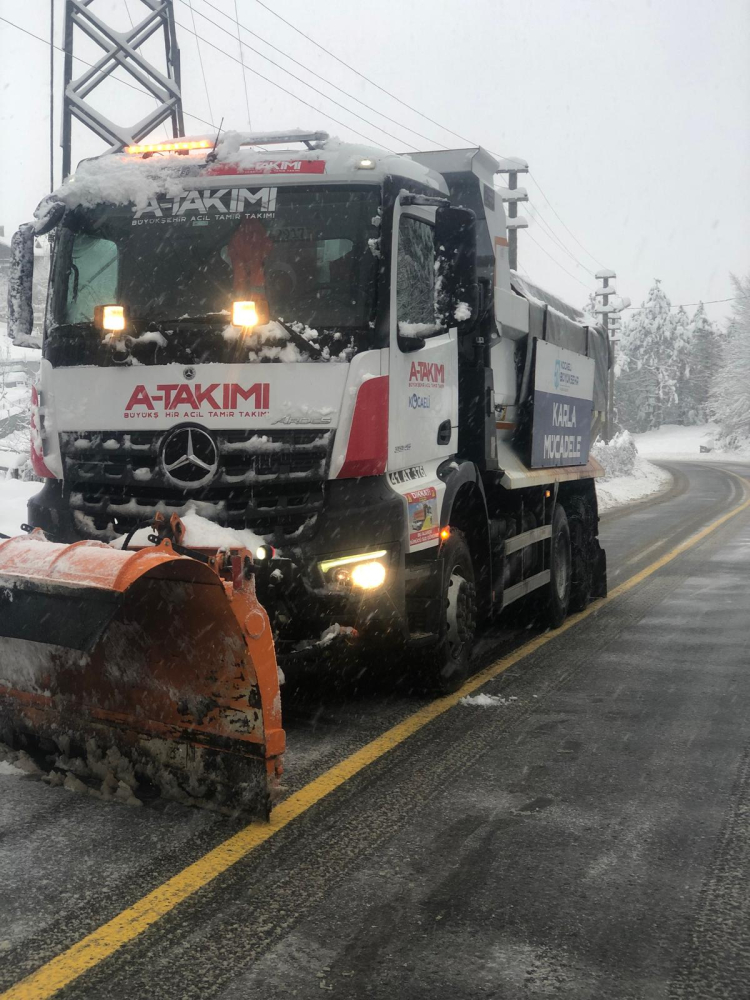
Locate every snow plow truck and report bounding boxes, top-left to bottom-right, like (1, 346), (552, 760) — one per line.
(2, 130), (609, 810)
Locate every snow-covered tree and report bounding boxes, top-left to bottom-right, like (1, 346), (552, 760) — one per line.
(664, 306), (692, 424)
(710, 274), (750, 448)
(615, 281), (677, 431)
(683, 303), (721, 423)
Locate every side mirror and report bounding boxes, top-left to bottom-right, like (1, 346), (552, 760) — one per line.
(7, 224), (41, 348)
(435, 205), (478, 333)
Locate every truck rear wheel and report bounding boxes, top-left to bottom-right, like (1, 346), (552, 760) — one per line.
(567, 498), (594, 613)
(543, 503), (571, 628)
(418, 530), (477, 694)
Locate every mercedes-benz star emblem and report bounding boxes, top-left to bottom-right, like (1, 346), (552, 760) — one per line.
(161, 426), (219, 489)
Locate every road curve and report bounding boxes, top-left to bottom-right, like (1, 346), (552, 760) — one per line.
(1, 460), (749, 999)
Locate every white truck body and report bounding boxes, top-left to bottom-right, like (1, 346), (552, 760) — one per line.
(8, 130), (609, 671)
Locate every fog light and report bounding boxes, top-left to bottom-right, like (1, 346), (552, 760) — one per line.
(350, 560), (386, 590)
(232, 300), (259, 327)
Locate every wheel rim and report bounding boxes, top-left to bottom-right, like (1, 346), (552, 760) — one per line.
(553, 526), (571, 601)
(445, 569), (472, 662)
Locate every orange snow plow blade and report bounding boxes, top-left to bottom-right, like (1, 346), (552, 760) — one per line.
(0, 527), (284, 817)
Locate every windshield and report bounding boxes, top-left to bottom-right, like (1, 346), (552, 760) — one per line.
(48, 184), (381, 364)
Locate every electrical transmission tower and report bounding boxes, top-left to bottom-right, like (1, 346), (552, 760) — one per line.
(61, 0), (184, 179)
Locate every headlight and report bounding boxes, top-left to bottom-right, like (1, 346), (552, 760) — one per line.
(319, 550), (388, 590)
(350, 560), (387, 589)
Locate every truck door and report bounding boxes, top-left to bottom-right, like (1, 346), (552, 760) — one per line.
(388, 199), (458, 470)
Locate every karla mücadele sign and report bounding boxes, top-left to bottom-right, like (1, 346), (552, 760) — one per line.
(530, 340), (595, 469)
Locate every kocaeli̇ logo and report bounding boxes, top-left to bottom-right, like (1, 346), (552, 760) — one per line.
(408, 393), (430, 409)
(554, 359), (561, 390)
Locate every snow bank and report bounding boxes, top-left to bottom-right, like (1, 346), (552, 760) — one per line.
(591, 431), (638, 479)
(0, 479), (41, 536)
(592, 431), (671, 512)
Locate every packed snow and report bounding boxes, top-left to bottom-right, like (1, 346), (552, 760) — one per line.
(110, 509), (267, 554)
(460, 693), (518, 707)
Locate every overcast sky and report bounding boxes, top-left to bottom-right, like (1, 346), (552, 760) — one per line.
(1, 0), (748, 319)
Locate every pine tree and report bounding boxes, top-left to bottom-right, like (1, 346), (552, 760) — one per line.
(685, 303), (720, 423)
(615, 280), (676, 431)
(711, 274), (750, 447)
(666, 306), (692, 424)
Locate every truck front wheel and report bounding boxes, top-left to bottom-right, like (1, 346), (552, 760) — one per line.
(418, 529), (477, 694)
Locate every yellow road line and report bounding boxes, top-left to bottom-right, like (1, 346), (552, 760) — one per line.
(4, 479), (749, 1000)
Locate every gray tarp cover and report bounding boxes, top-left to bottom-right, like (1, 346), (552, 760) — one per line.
(511, 274), (609, 412)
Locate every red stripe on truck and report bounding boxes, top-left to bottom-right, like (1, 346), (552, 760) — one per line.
(30, 386), (55, 479)
(337, 376), (389, 479)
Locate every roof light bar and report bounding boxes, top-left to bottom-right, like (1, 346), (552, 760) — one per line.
(125, 139), (212, 155)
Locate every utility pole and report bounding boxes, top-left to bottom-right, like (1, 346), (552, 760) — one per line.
(61, 0), (184, 179)
(594, 269), (630, 441)
(497, 158), (529, 272)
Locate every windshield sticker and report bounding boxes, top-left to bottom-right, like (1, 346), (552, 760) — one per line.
(132, 187), (277, 222)
(407, 487), (439, 546)
(206, 159), (326, 176)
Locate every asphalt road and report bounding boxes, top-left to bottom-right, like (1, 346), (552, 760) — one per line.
(1, 460), (749, 999)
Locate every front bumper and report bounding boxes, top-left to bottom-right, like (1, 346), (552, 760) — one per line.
(28, 476), (419, 654)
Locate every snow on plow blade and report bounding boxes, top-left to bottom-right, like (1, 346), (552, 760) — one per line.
(0, 533), (284, 817)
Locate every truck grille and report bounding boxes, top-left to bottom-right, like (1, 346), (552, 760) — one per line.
(60, 428), (332, 542)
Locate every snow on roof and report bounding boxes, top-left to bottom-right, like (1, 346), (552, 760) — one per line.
(37, 130), (444, 217)
(595, 268), (616, 279)
(495, 156), (529, 173)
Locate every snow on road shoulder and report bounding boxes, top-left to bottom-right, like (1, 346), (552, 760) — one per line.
(634, 422), (722, 460)
(592, 431), (671, 512)
(0, 479), (41, 536)
(460, 693), (518, 707)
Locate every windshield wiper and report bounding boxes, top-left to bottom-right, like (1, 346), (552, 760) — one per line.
(275, 320), (329, 361)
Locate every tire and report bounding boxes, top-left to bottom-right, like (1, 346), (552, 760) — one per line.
(567, 499), (593, 613)
(419, 530), (477, 694)
(544, 503), (572, 628)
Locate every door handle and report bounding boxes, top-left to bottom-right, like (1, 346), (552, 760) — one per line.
(437, 420), (452, 445)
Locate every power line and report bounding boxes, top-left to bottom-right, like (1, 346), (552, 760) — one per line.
(624, 298), (737, 312)
(189, 0), (449, 149)
(171, 14), (397, 151)
(182, 1), (604, 280)
(528, 171), (607, 270)
(233, 0), (251, 128)
(524, 230), (592, 290)
(525, 201), (595, 277)
(0, 14), (220, 134)
(177, 3), (420, 151)
(247, 0), (479, 148)
(187, 0), (214, 124)
(241, 1), (609, 276)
